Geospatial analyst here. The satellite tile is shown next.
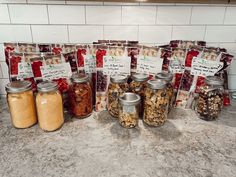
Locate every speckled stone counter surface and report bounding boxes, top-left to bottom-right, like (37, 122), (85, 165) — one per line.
(0, 98), (236, 177)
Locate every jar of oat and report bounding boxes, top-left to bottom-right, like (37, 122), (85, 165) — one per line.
(107, 75), (129, 118)
(36, 82), (64, 131)
(196, 76), (224, 121)
(119, 92), (140, 128)
(143, 79), (168, 127)
(69, 73), (93, 118)
(155, 72), (174, 113)
(129, 73), (149, 117)
(6, 81), (37, 128)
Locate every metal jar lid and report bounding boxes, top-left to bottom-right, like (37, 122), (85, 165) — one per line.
(147, 79), (167, 90)
(132, 73), (149, 82)
(155, 72), (173, 82)
(5, 81), (32, 93)
(37, 81), (58, 92)
(205, 76), (224, 86)
(119, 92), (141, 106)
(71, 73), (89, 83)
(110, 75), (127, 83)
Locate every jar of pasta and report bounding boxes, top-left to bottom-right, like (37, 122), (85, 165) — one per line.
(6, 81), (37, 128)
(155, 72), (174, 113)
(129, 73), (149, 117)
(36, 82), (64, 131)
(69, 74), (93, 118)
(143, 79), (168, 127)
(196, 76), (224, 121)
(118, 93), (140, 128)
(107, 75), (129, 118)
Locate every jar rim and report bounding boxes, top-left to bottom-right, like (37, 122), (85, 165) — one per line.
(155, 72), (173, 82)
(5, 81), (32, 93)
(132, 73), (149, 82)
(37, 81), (58, 92)
(110, 75), (127, 83)
(205, 76), (224, 86)
(119, 92), (141, 106)
(147, 79), (167, 89)
(71, 73), (89, 83)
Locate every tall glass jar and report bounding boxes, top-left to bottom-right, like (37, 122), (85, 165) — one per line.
(155, 72), (174, 113)
(143, 79), (168, 127)
(5, 81), (37, 128)
(196, 76), (224, 121)
(69, 74), (93, 118)
(107, 75), (129, 118)
(36, 82), (64, 131)
(118, 93), (141, 128)
(129, 73), (149, 117)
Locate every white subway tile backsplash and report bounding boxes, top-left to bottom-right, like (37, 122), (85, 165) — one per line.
(0, 65), (2, 78)
(9, 4), (48, 24)
(224, 7), (236, 24)
(191, 7), (225, 24)
(0, 44), (4, 62)
(66, 1), (103, 5)
(48, 5), (85, 24)
(86, 6), (121, 25)
(31, 25), (68, 43)
(28, 0), (66, 4)
(156, 6), (191, 25)
(0, 79), (9, 95)
(139, 26), (172, 43)
(0, 0), (26, 3)
(172, 26), (205, 41)
(219, 43), (236, 54)
(205, 26), (236, 43)
(69, 25), (103, 43)
(0, 62), (9, 78)
(228, 75), (236, 91)
(122, 6), (156, 25)
(0, 4), (10, 23)
(229, 60), (236, 75)
(104, 26), (138, 40)
(104, 2), (139, 5)
(0, 25), (32, 43)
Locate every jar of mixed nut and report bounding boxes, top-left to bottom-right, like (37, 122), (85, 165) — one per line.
(6, 81), (37, 129)
(196, 76), (224, 121)
(118, 93), (141, 128)
(129, 73), (149, 117)
(107, 75), (129, 118)
(155, 72), (174, 113)
(143, 79), (168, 127)
(36, 82), (64, 131)
(69, 73), (93, 118)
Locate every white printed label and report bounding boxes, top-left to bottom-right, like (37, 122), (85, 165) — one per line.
(17, 63), (33, 79)
(136, 56), (163, 75)
(191, 57), (223, 77)
(84, 55), (96, 73)
(168, 59), (185, 73)
(40, 63), (72, 80)
(123, 105), (136, 113)
(103, 56), (131, 75)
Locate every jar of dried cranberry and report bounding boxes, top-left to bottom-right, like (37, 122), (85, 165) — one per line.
(69, 74), (93, 118)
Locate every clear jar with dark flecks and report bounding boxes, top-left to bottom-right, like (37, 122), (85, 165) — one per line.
(107, 75), (129, 118)
(196, 76), (224, 121)
(155, 72), (174, 113)
(143, 79), (168, 127)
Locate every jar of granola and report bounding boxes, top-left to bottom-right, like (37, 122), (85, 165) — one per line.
(143, 79), (168, 127)
(118, 93), (140, 128)
(129, 73), (149, 117)
(107, 75), (129, 118)
(196, 76), (224, 121)
(155, 72), (174, 113)
(69, 74), (93, 118)
(36, 82), (64, 131)
(6, 81), (37, 128)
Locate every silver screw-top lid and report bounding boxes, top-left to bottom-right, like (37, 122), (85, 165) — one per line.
(71, 73), (89, 83)
(147, 79), (167, 90)
(155, 72), (173, 82)
(37, 81), (58, 92)
(5, 81), (32, 93)
(205, 76), (224, 86)
(110, 75), (127, 83)
(132, 73), (149, 82)
(119, 92), (141, 106)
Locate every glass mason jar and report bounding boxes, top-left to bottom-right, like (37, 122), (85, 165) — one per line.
(129, 73), (149, 117)
(36, 82), (64, 131)
(143, 79), (168, 127)
(155, 72), (174, 113)
(118, 93), (141, 128)
(196, 76), (224, 121)
(107, 75), (129, 118)
(69, 74), (93, 118)
(5, 81), (37, 128)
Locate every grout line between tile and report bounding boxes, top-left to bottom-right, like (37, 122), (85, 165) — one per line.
(29, 24), (33, 42)
(6, 4), (11, 24)
(155, 6), (158, 24)
(46, 4), (50, 24)
(121, 5), (122, 24)
(222, 6), (227, 24)
(170, 25), (174, 40)
(189, 6), (193, 24)
(67, 24), (70, 43)
(203, 25), (207, 41)
(84, 5), (87, 24)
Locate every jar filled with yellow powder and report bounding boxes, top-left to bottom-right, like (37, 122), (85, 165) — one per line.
(36, 81), (64, 131)
(6, 81), (37, 128)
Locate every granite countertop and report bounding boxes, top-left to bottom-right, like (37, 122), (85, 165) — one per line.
(0, 98), (236, 177)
